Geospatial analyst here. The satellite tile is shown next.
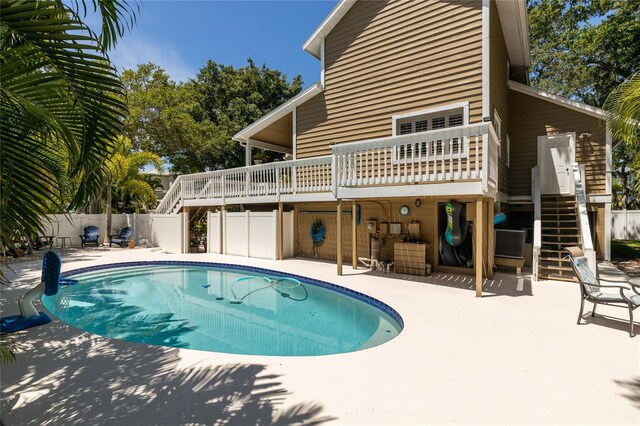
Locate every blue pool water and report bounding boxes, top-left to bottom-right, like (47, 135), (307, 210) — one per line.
(41, 262), (403, 356)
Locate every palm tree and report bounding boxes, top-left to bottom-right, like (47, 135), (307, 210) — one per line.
(604, 72), (640, 148)
(0, 0), (137, 257)
(104, 137), (163, 243)
(0, 1), (137, 362)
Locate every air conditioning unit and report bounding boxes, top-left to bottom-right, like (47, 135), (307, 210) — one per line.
(494, 229), (526, 259)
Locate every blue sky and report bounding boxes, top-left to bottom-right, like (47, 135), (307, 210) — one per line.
(105, 0), (339, 87)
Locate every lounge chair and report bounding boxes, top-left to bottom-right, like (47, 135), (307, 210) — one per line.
(80, 225), (100, 247)
(109, 227), (133, 248)
(565, 246), (640, 337)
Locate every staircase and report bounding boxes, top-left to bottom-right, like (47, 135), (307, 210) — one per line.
(538, 194), (580, 281)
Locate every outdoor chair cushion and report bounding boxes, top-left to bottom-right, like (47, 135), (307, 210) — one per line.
(572, 256), (601, 297)
(110, 227), (133, 247)
(592, 291), (640, 306)
(80, 226), (100, 246)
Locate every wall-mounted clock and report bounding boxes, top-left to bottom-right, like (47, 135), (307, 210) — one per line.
(399, 205), (410, 216)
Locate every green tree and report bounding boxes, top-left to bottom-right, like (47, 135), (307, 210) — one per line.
(604, 72), (640, 149)
(611, 142), (640, 209)
(195, 59), (303, 169)
(1, 0), (136, 256)
(104, 137), (163, 242)
(528, 0), (640, 106)
(122, 64), (217, 173)
(123, 60), (303, 174)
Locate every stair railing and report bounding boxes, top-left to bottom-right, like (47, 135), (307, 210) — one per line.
(572, 163), (596, 274)
(532, 166), (541, 281)
(155, 175), (183, 214)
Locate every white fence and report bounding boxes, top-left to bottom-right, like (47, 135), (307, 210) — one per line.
(40, 213), (185, 253)
(611, 210), (640, 240)
(152, 214), (185, 253)
(207, 210), (294, 260)
(40, 211), (295, 259)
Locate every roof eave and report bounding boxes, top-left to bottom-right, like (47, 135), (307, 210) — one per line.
(233, 82), (324, 142)
(302, 0), (356, 59)
(508, 80), (606, 119)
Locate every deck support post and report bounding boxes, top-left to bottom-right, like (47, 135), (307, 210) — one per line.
(182, 209), (190, 254)
(277, 202), (283, 260)
(486, 199), (494, 279)
(220, 205), (226, 255)
(337, 199), (343, 276)
(352, 201), (357, 270)
(475, 198), (484, 297)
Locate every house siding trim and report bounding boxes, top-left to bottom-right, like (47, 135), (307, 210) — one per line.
(508, 80), (606, 119)
(482, 0), (490, 119)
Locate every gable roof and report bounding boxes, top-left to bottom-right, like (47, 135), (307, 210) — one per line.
(303, 0), (356, 59)
(233, 82), (323, 142)
(303, 0), (531, 67)
(508, 80), (606, 119)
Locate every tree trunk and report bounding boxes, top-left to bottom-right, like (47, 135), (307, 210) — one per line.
(105, 182), (112, 245)
(621, 172), (629, 209)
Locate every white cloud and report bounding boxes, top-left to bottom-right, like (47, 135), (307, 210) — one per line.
(109, 37), (196, 83)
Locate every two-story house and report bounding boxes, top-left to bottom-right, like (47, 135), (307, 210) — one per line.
(156, 0), (611, 296)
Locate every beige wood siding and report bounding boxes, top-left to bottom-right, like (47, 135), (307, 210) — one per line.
(296, 0), (483, 159)
(508, 90), (607, 196)
(251, 112), (292, 147)
(294, 199), (436, 264)
(489, 0), (510, 194)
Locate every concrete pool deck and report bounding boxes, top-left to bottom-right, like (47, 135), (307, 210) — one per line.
(1, 248), (639, 425)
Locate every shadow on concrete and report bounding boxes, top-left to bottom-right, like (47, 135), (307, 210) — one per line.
(356, 269), (533, 297)
(579, 312), (640, 337)
(615, 376), (640, 410)
(1, 320), (336, 425)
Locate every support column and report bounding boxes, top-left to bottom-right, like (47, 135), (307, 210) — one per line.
(486, 199), (494, 279)
(220, 205), (226, 255)
(337, 200), (343, 276)
(245, 141), (252, 166)
(475, 198), (484, 297)
(277, 202), (283, 260)
(181, 209), (190, 254)
(352, 201), (357, 270)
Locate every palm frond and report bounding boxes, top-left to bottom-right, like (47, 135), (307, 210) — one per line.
(604, 72), (640, 147)
(0, 0), (129, 254)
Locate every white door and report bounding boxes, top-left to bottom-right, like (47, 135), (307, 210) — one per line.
(538, 133), (575, 195)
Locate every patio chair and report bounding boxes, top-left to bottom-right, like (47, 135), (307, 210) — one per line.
(565, 246), (640, 337)
(109, 227), (133, 248)
(80, 226), (100, 248)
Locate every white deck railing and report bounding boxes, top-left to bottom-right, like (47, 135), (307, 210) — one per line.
(573, 163), (596, 273)
(156, 123), (499, 214)
(331, 123), (498, 191)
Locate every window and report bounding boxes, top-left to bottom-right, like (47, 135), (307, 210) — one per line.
(493, 108), (503, 160)
(392, 103), (469, 162)
(493, 108), (502, 142)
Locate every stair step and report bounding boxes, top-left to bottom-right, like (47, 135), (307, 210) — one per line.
(538, 273), (577, 282)
(540, 265), (573, 272)
(540, 256), (570, 262)
(541, 234), (580, 238)
(542, 219), (578, 225)
(541, 227), (579, 230)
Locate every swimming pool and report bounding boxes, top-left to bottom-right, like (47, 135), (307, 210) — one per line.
(41, 262), (403, 356)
